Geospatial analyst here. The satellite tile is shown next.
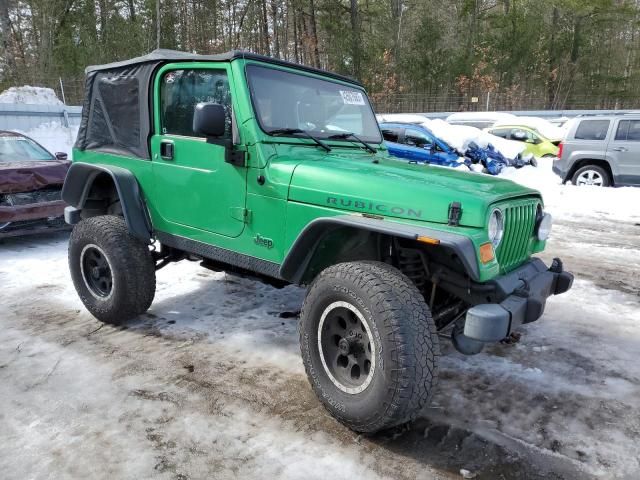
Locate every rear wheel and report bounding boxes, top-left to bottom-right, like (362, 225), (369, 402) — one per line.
(571, 165), (611, 187)
(299, 261), (440, 433)
(69, 215), (156, 324)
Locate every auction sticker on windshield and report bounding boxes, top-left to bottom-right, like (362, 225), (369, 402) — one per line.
(340, 90), (365, 105)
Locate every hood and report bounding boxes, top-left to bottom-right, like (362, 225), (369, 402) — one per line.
(287, 151), (539, 227)
(0, 160), (70, 194)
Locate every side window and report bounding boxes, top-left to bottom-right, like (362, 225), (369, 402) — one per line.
(615, 120), (640, 141)
(490, 128), (510, 138)
(574, 120), (610, 140)
(628, 120), (640, 141)
(160, 69), (232, 138)
(381, 128), (403, 143)
(510, 129), (528, 141)
(404, 128), (432, 148)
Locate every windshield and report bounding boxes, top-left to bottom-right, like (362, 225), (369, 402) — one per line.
(246, 64), (382, 144)
(0, 135), (53, 163)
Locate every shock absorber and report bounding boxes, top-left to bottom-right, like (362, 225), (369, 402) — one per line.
(396, 247), (428, 293)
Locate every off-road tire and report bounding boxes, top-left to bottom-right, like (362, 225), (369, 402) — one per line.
(571, 164), (611, 187)
(299, 261), (439, 433)
(69, 215), (156, 324)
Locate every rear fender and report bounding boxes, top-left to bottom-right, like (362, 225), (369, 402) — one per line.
(62, 163), (151, 242)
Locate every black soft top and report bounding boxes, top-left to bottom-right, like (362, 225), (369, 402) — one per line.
(75, 49), (360, 159)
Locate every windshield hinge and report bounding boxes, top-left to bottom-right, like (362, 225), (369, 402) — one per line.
(226, 148), (247, 167)
(448, 202), (463, 226)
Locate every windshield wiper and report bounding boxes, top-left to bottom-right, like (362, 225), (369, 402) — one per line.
(267, 128), (331, 152)
(327, 132), (377, 154)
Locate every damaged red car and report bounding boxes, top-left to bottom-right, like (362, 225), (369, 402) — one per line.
(0, 131), (70, 238)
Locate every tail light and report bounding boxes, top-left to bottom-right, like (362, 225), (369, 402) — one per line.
(556, 142), (563, 159)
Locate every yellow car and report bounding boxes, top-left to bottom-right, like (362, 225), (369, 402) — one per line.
(486, 125), (560, 157)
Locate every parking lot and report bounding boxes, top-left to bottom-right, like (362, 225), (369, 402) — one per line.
(2, 198), (638, 479)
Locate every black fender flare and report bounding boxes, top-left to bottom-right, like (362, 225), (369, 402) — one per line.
(279, 215), (480, 284)
(62, 162), (152, 242)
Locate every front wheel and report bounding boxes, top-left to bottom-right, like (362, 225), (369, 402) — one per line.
(299, 261), (440, 433)
(69, 215), (156, 324)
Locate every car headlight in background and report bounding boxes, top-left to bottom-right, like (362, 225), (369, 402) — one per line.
(488, 208), (504, 247)
(536, 208), (553, 241)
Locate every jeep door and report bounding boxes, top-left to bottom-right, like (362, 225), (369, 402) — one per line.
(608, 119), (640, 185)
(150, 64), (247, 237)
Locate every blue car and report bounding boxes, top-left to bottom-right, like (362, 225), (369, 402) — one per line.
(380, 122), (461, 167)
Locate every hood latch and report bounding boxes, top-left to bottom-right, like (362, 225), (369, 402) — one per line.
(448, 202), (463, 226)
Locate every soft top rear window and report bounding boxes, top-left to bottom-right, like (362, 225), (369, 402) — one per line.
(574, 119), (610, 140)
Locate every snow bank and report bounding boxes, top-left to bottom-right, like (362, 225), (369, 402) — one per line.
(16, 121), (78, 158)
(377, 113), (640, 225)
(377, 113), (525, 158)
(493, 116), (566, 141)
(0, 86), (64, 105)
(446, 111), (517, 124)
(426, 118), (525, 158)
(499, 157), (640, 223)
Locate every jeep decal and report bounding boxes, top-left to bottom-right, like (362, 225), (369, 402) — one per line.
(326, 196), (422, 219)
(254, 234), (274, 249)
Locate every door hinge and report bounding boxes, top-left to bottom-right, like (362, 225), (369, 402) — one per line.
(226, 149), (247, 167)
(230, 207), (250, 223)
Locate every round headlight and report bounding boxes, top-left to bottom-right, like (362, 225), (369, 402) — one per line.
(536, 212), (553, 241)
(488, 209), (504, 247)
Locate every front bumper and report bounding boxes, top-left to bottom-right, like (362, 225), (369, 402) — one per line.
(552, 164), (567, 181)
(0, 200), (68, 238)
(0, 200), (66, 223)
(463, 258), (573, 343)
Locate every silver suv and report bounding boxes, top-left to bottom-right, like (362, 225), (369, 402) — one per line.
(554, 115), (640, 187)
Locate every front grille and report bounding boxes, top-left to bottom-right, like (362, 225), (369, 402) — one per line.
(495, 199), (539, 272)
(5, 188), (62, 206)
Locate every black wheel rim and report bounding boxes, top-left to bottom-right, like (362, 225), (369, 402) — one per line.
(81, 245), (113, 298)
(318, 301), (375, 394)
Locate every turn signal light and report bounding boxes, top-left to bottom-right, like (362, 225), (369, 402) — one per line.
(417, 235), (441, 245)
(479, 242), (495, 264)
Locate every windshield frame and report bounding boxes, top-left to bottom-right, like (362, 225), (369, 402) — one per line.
(244, 62), (383, 146)
(0, 133), (55, 163)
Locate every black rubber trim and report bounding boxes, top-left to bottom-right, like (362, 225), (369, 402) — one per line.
(156, 231), (282, 279)
(62, 162), (152, 242)
(614, 174), (640, 186)
(279, 215), (480, 283)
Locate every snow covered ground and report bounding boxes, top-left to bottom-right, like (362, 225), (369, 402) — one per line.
(500, 157), (640, 225)
(1, 196), (639, 479)
(0, 87), (638, 477)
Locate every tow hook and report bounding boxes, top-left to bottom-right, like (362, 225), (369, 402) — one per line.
(550, 257), (574, 295)
(550, 257), (564, 273)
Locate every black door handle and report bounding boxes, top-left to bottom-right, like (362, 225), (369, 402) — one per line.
(160, 141), (174, 160)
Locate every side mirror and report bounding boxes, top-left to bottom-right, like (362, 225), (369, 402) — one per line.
(55, 152), (68, 160)
(193, 102), (226, 138)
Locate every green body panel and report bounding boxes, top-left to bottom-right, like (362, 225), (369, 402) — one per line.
(72, 57), (549, 283)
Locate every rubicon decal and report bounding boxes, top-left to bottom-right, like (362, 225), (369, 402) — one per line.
(326, 196), (422, 219)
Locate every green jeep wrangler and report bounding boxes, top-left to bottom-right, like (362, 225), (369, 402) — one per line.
(62, 49), (573, 433)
